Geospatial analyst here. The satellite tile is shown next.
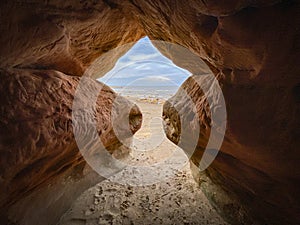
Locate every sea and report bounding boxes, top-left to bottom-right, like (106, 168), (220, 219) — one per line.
(111, 86), (179, 100)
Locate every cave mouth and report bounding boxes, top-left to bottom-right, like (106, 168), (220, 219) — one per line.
(53, 36), (229, 224)
(1, 1), (298, 224)
(55, 36), (229, 224)
(97, 36), (192, 185)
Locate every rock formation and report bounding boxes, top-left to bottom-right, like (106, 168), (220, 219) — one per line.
(0, 68), (142, 224)
(0, 0), (299, 224)
(163, 75), (300, 224)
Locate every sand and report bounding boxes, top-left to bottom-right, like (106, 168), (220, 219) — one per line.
(59, 98), (228, 225)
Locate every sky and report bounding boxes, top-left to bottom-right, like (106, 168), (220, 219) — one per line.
(98, 37), (191, 86)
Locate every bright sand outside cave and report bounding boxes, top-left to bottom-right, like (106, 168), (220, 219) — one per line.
(59, 96), (228, 225)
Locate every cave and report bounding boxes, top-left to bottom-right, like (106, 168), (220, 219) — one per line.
(0, 1), (299, 225)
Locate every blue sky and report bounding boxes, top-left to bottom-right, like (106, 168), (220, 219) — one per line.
(98, 37), (191, 86)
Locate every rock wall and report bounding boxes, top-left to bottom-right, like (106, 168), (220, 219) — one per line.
(128, 0), (300, 223)
(0, 68), (142, 224)
(163, 75), (300, 224)
(0, 0), (299, 224)
(0, 1), (144, 223)
(0, 1), (144, 75)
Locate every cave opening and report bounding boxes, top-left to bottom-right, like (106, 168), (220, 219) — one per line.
(97, 36), (192, 183)
(1, 1), (299, 224)
(57, 37), (229, 224)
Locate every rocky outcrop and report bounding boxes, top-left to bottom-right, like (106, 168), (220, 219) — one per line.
(0, 1), (145, 223)
(131, 1), (300, 224)
(0, 69), (142, 224)
(0, 0), (299, 224)
(0, 1), (144, 75)
(163, 75), (300, 224)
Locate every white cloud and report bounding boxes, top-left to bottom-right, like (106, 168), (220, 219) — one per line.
(143, 76), (171, 81)
(134, 64), (151, 70)
(127, 53), (160, 61)
(98, 37), (191, 86)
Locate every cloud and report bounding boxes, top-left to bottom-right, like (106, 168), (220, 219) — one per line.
(98, 37), (191, 86)
(134, 64), (152, 70)
(141, 76), (172, 81)
(127, 76), (176, 86)
(127, 53), (161, 61)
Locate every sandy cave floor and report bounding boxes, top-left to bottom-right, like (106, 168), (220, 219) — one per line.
(59, 98), (228, 225)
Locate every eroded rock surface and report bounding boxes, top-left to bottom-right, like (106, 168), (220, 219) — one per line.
(0, 1), (144, 75)
(0, 0), (299, 224)
(0, 69), (142, 224)
(163, 75), (300, 224)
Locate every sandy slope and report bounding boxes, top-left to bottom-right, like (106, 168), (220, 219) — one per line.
(59, 99), (228, 225)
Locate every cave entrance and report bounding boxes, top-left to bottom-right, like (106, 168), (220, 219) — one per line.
(98, 36), (192, 185)
(62, 37), (228, 224)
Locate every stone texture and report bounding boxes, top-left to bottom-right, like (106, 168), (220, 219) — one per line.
(163, 76), (300, 224)
(0, 1), (144, 222)
(0, 0), (299, 224)
(130, 1), (300, 224)
(0, 1), (144, 75)
(0, 69), (142, 223)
